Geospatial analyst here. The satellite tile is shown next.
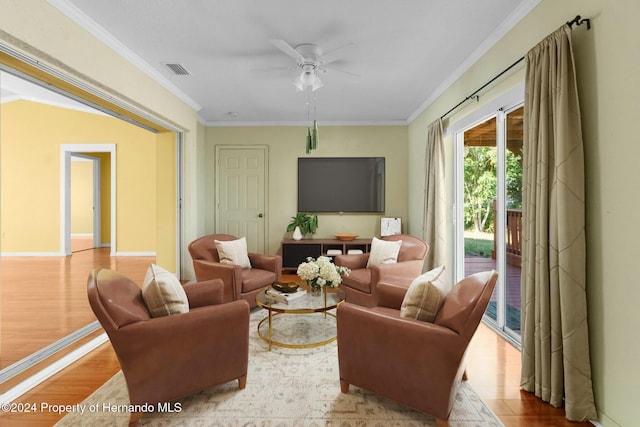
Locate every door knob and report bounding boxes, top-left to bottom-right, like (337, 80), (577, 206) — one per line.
(258, 213), (264, 218)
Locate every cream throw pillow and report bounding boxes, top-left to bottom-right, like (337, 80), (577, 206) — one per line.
(367, 237), (402, 267)
(142, 264), (189, 318)
(215, 237), (252, 269)
(400, 265), (450, 323)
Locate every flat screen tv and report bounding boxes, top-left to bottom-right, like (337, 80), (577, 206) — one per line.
(297, 157), (385, 213)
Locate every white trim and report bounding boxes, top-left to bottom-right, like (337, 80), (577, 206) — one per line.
(0, 333), (108, 405)
(92, 156), (101, 248)
(0, 94), (22, 103)
(70, 233), (93, 237)
(0, 252), (66, 257)
(206, 119), (408, 127)
(61, 144), (116, 256)
(496, 110), (507, 329)
(114, 251), (156, 257)
(407, 0), (540, 123)
(48, 0), (201, 112)
(176, 132), (183, 280)
(453, 131), (465, 283)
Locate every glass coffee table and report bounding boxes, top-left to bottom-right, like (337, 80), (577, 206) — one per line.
(255, 284), (345, 350)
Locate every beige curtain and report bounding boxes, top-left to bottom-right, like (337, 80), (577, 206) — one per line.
(520, 25), (596, 421)
(422, 118), (446, 270)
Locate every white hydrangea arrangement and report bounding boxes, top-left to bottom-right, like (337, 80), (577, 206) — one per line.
(297, 256), (350, 291)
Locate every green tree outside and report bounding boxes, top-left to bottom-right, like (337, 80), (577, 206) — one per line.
(463, 146), (522, 233)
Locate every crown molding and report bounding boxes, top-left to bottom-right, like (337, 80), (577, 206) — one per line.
(206, 119), (408, 127)
(48, 0), (201, 112)
(406, 0), (541, 124)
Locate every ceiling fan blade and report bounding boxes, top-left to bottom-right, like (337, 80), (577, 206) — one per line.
(322, 65), (360, 78)
(249, 66), (296, 75)
(320, 43), (355, 65)
(270, 39), (305, 63)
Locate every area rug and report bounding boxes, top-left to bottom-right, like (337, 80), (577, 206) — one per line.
(57, 309), (504, 426)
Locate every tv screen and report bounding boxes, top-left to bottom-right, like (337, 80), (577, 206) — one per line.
(297, 157), (385, 213)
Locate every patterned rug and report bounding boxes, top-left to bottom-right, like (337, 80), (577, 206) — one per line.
(57, 309), (504, 426)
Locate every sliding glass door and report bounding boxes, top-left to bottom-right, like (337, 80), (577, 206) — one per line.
(455, 105), (523, 344)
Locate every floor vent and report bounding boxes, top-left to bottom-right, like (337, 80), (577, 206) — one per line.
(163, 62), (191, 76)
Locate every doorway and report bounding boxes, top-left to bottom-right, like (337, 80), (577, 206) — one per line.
(454, 104), (523, 345)
(215, 146), (268, 253)
(61, 144), (115, 256)
(70, 154), (100, 252)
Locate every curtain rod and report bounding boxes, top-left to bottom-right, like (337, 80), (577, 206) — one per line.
(439, 14), (590, 120)
(439, 56), (523, 119)
(567, 15), (591, 30)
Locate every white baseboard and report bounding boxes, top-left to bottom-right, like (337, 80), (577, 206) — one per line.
(114, 251), (156, 257)
(0, 252), (66, 257)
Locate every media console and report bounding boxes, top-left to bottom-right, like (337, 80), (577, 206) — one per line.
(281, 238), (372, 271)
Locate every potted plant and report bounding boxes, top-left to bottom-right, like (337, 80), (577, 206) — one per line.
(287, 212), (318, 240)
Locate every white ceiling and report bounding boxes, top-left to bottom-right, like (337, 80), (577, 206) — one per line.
(8, 0), (539, 125)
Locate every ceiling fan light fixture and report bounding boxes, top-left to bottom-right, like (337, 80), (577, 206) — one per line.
(293, 65), (323, 92)
(300, 69), (315, 86)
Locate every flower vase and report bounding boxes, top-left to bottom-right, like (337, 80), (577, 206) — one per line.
(309, 282), (322, 297)
(292, 226), (303, 241)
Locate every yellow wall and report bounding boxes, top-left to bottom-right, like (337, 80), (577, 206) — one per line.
(206, 125), (409, 255)
(0, 100), (156, 253)
(1, 0), (203, 273)
(408, 0), (640, 425)
(70, 159), (93, 234)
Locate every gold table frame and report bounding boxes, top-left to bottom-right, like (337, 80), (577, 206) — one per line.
(255, 285), (345, 350)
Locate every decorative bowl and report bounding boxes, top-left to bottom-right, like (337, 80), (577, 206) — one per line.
(271, 281), (300, 293)
(335, 233), (358, 241)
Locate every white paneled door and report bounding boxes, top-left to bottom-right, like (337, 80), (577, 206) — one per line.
(215, 146), (267, 253)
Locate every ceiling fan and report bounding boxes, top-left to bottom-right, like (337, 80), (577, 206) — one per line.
(268, 39), (358, 91)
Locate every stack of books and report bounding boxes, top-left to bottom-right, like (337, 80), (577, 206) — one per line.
(264, 287), (307, 304)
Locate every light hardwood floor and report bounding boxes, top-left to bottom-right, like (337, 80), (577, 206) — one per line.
(0, 250), (593, 426)
(0, 241), (154, 369)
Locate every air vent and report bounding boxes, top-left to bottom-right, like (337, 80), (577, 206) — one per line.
(163, 62), (191, 76)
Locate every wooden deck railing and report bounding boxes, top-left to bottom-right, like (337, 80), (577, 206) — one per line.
(492, 199), (523, 267)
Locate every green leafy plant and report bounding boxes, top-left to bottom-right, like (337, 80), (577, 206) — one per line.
(286, 212), (318, 236)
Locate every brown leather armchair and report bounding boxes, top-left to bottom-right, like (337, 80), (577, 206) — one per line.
(87, 268), (249, 423)
(188, 234), (282, 308)
(337, 270), (498, 421)
(334, 234), (428, 307)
